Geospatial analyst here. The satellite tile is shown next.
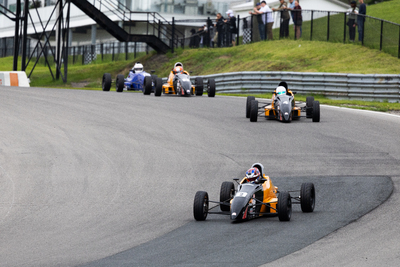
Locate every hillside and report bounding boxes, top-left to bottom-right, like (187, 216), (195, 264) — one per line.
(367, 0), (400, 24)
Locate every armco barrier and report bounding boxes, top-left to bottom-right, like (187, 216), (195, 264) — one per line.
(187, 72), (400, 103)
(0, 71), (30, 87)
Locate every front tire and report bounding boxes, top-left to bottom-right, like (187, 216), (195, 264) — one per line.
(193, 191), (209, 221)
(250, 100), (258, 122)
(278, 191), (292, 221)
(143, 76), (152, 95)
(300, 183), (315, 212)
(195, 77), (204, 96)
(155, 78), (162, 97)
(102, 73), (111, 91)
(207, 78), (216, 97)
(306, 96), (314, 118)
(246, 96), (255, 118)
(312, 101), (320, 122)
(116, 74), (124, 92)
(219, 181), (235, 212)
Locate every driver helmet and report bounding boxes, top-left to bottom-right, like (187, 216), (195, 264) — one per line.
(276, 86), (286, 95)
(132, 62), (144, 73)
(174, 62), (183, 69)
(174, 66), (183, 74)
(245, 168), (261, 182)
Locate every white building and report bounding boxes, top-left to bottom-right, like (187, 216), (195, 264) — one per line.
(0, 0), (233, 51)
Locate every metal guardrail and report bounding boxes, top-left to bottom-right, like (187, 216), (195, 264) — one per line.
(187, 71), (400, 102)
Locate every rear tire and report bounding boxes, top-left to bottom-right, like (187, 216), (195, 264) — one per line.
(219, 182), (235, 212)
(246, 96), (255, 118)
(312, 101), (320, 122)
(102, 73), (111, 91)
(143, 76), (152, 95)
(300, 183), (315, 212)
(278, 191), (292, 221)
(155, 78), (162, 96)
(116, 74), (124, 92)
(195, 77), (204, 96)
(250, 100), (258, 122)
(193, 191), (209, 221)
(207, 78), (216, 97)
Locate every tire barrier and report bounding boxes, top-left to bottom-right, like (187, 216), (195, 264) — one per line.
(0, 71), (30, 87)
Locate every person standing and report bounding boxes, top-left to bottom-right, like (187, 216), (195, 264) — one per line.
(214, 13), (225, 47)
(272, 0), (290, 38)
(346, 1), (358, 42)
(292, 0), (302, 40)
(288, 0), (295, 28)
(264, 2), (274, 40)
(225, 10), (237, 46)
(249, 2), (266, 41)
(357, 0), (366, 42)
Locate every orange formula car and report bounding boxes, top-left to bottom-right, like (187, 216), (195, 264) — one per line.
(193, 163), (315, 222)
(160, 62), (216, 97)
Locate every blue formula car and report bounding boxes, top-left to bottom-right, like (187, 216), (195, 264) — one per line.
(102, 62), (163, 96)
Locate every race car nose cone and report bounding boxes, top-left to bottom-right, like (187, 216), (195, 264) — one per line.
(230, 212), (238, 220)
(284, 112), (289, 120)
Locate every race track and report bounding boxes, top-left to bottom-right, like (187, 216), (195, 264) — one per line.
(0, 87), (399, 267)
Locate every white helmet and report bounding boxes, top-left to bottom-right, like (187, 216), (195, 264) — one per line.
(276, 86), (286, 95)
(133, 62), (144, 73)
(174, 62), (183, 69)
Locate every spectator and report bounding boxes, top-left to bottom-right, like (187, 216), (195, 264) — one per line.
(214, 13), (225, 47)
(273, 0), (290, 38)
(357, 0), (366, 42)
(197, 25), (208, 48)
(264, 3), (274, 40)
(209, 24), (216, 47)
(288, 0), (295, 24)
(225, 10), (237, 46)
(249, 1), (269, 41)
(293, 0), (302, 39)
(346, 1), (358, 42)
(287, 0), (301, 37)
(202, 24), (210, 48)
(189, 28), (199, 48)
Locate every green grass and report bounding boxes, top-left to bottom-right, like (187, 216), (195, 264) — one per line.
(161, 40), (400, 76)
(367, 0), (400, 24)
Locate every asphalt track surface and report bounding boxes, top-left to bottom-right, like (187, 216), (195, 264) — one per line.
(0, 87), (399, 267)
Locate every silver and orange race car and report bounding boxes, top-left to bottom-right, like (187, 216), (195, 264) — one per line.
(246, 82), (320, 123)
(193, 163), (315, 222)
(161, 72), (216, 97)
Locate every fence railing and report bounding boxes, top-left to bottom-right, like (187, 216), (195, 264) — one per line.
(187, 71), (400, 103)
